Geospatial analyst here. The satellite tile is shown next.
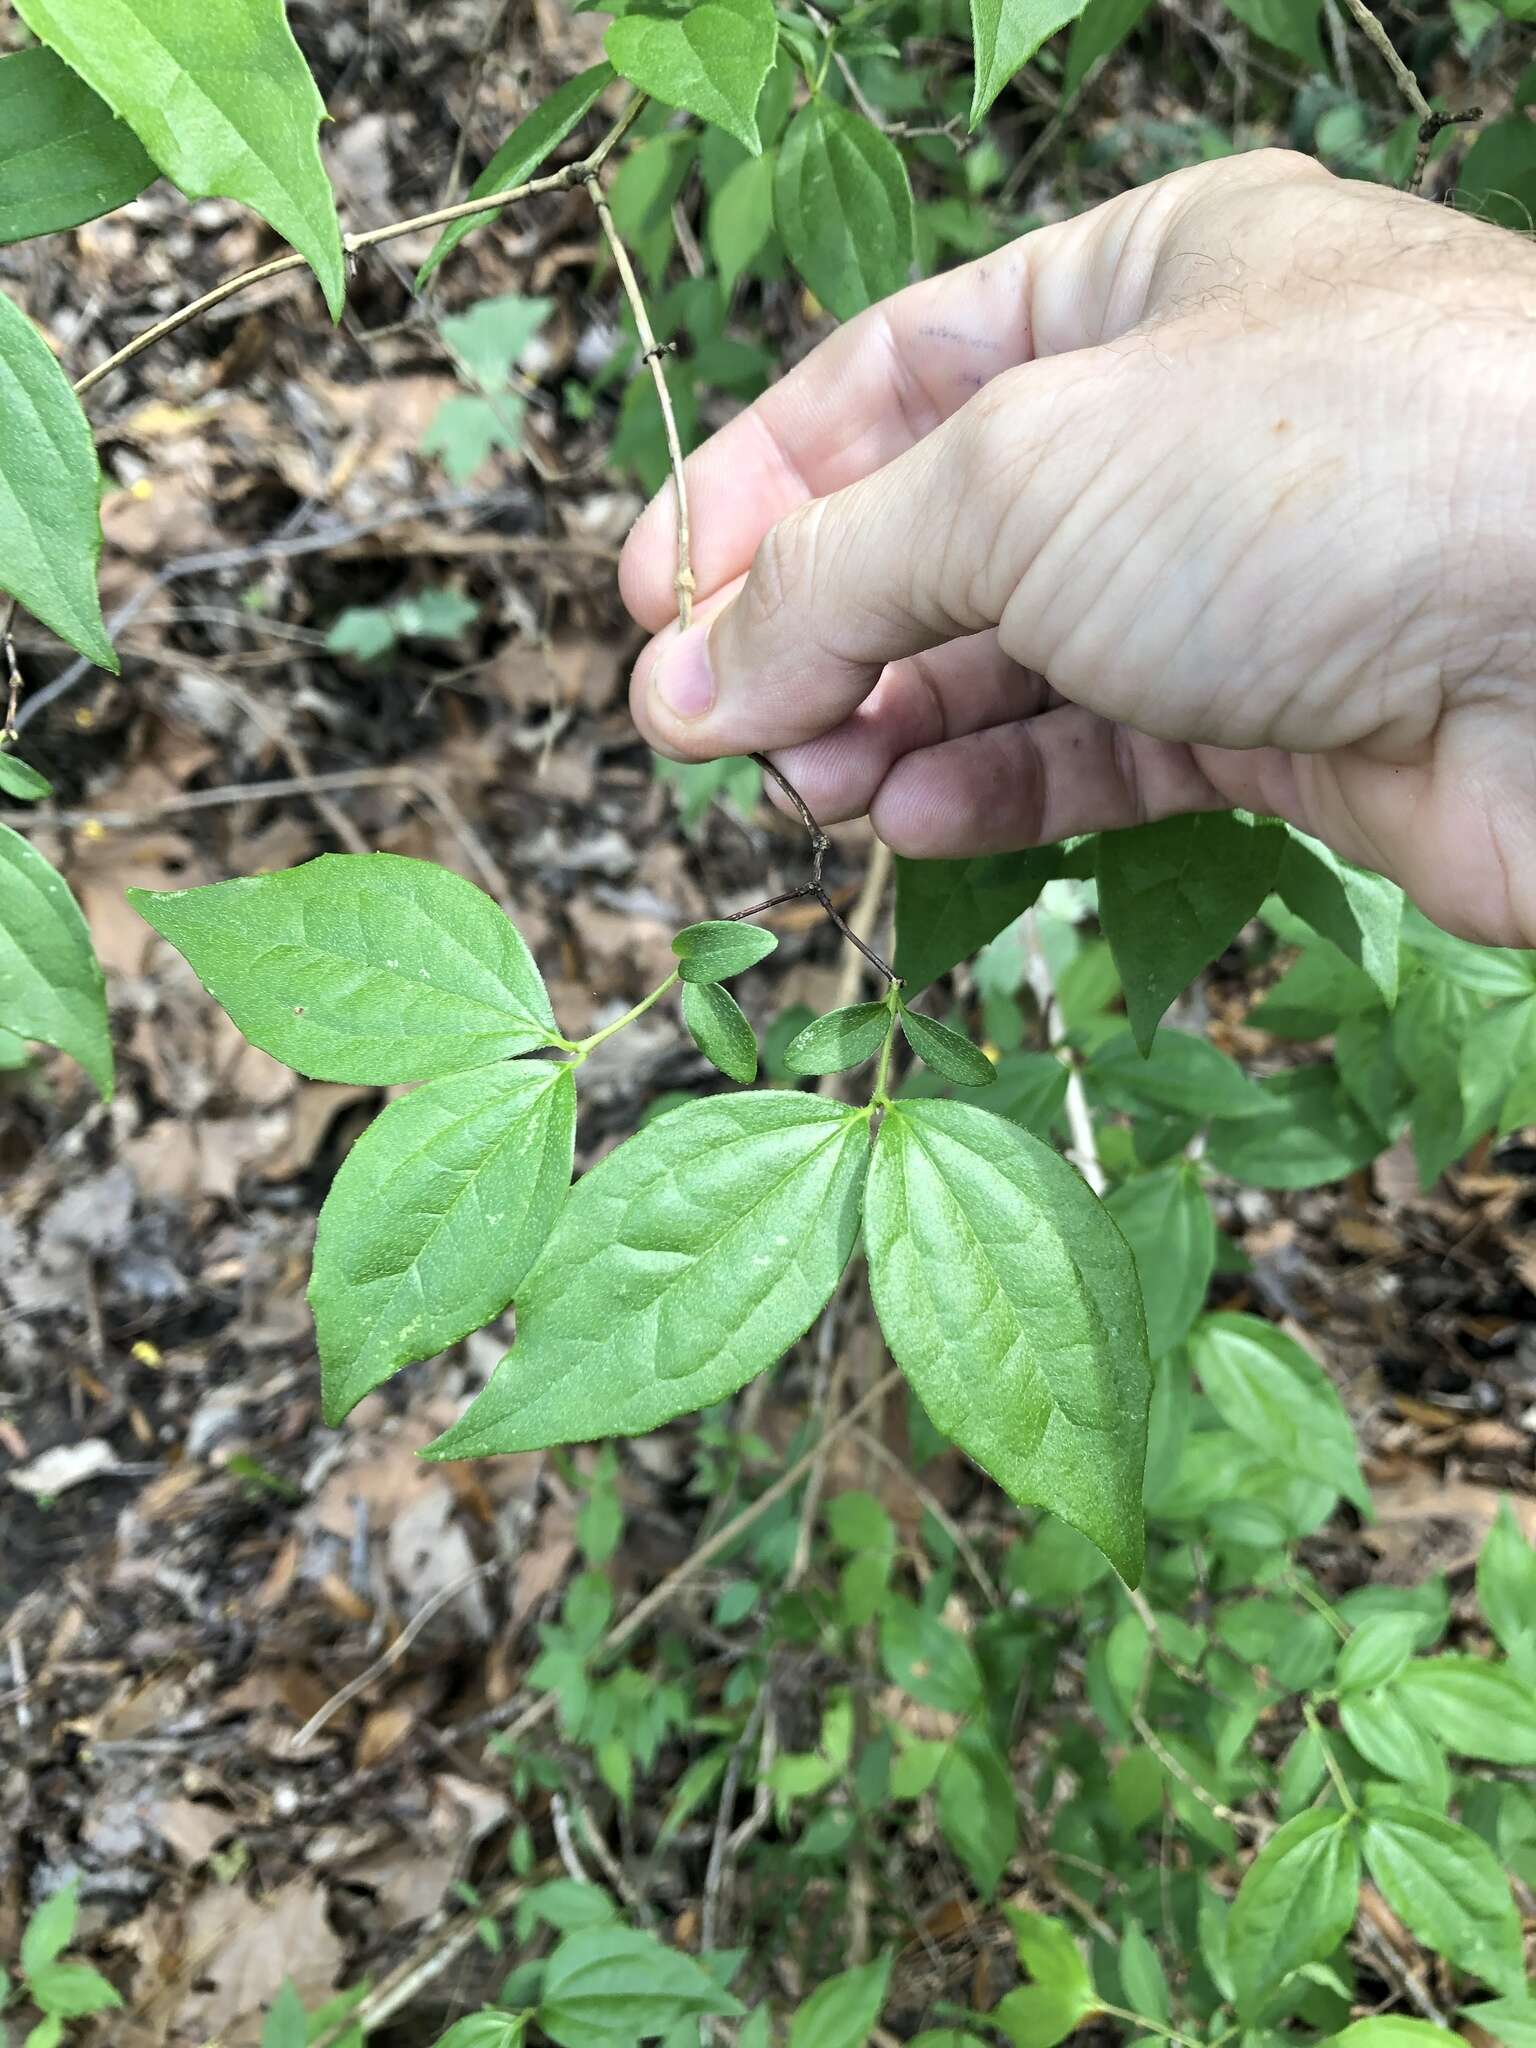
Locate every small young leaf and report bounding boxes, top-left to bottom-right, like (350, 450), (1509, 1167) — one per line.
(1329, 2026), (1463, 2048)
(672, 918), (778, 982)
(0, 753), (53, 802)
(536, 1925), (743, 2046)
(1119, 1922), (1171, 2026)
(1206, 1067), (1386, 1189)
(1339, 1690), (1449, 1803)
(606, 0), (777, 155)
(881, 1598), (985, 1715)
(893, 847), (1066, 991)
(1335, 1612), (1422, 1695)
(865, 1098), (1150, 1580)
(0, 824), (113, 1098)
(1392, 1655), (1536, 1765)
(1087, 1028), (1268, 1121)
(417, 63), (616, 285)
(783, 1001), (890, 1076)
(0, 293), (115, 671)
(970, 0), (1092, 125)
(1105, 1165), (1214, 1360)
(937, 1725), (1018, 1898)
(20, 1879), (78, 1977)
(259, 1981), (308, 2048)
(1188, 1314), (1369, 1511)
(1096, 813), (1284, 1052)
(130, 854), (560, 1083)
(1227, 1810), (1361, 2017)
(312, 1061), (577, 1424)
(427, 1095), (868, 1458)
(0, 45), (156, 244)
(787, 1954), (893, 2048)
(1477, 1500), (1536, 1672)
(13, 0), (345, 315)
(1361, 1801), (1523, 1994)
(1276, 829), (1403, 1006)
(683, 979), (758, 1083)
(23, 1962), (121, 2018)
(899, 1007), (996, 1088)
(775, 100), (914, 320)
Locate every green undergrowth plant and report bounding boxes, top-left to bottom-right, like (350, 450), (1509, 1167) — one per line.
(2, 0), (1536, 2039)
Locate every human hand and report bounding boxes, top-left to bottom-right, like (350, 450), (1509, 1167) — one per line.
(621, 149), (1536, 949)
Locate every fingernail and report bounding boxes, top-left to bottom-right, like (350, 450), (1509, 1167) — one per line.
(654, 625), (715, 721)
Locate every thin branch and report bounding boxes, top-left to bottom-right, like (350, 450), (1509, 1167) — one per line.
(73, 98), (646, 401)
(1329, 0), (1479, 187)
(1024, 908), (1104, 1194)
(584, 169), (694, 624)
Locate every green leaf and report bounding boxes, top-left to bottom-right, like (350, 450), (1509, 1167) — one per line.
(866, 1098), (1150, 1580)
(1463, 1998), (1536, 2048)
(1220, 0), (1327, 63)
(996, 1911), (1100, 2045)
(1392, 1655), (1536, 1766)
(989, 1050), (1071, 1136)
(788, 1954), (893, 2048)
(936, 1725), (1018, 1898)
(969, 0), (1092, 124)
(1335, 1007), (1403, 1132)
(1457, 118), (1536, 229)
(12, 0), (345, 317)
(606, 0), (776, 153)
(774, 100), (914, 321)
(1205, 1067), (1385, 1189)
(1105, 1165), (1214, 1360)
(1227, 1811), (1361, 2017)
(439, 297), (553, 394)
(1335, 1612), (1421, 1694)
(1119, 1923), (1171, 2026)
(427, 1095), (868, 1457)
(1395, 969), (1478, 1184)
(880, 1597), (985, 1714)
(537, 1925), (743, 2047)
(1063, 0), (1155, 94)
(1361, 1801), (1523, 1994)
(1188, 1314), (1368, 1510)
(0, 293), (115, 670)
(311, 1061), (576, 1423)
(1477, 1500), (1536, 1673)
(1276, 831), (1403, 1006)
(1096, 813), (1284, 1052)
(130, 854), (560, 1084)
(430, 2018), (525, 2048)
(893, 848), (1062, 991)
(417, 63), (615, 285)
(1087, 1028), (1268, 1121)
(24, 1962), (121, 2018)
(1339, 1690), (1448, 1803)
(0, 824), (112, 1097)
(672, 918), (778, 982)
(899, 1007), (996, 1088)
(24, 2017), (64, 2048)
(683, 979), (758, 1083)
(1400, 905), (1536, 998)
(0, 752), (53, 802)
(0, 45), (156, 244)
(260, 1981), (308, 2048)
(20, 1880), (77, 1977)
(1329, 2024), (1464, 2048)
(709, 150), (776, 294)
(783, 1001), (890, 1076)
(1461, 996), (1536, 1141)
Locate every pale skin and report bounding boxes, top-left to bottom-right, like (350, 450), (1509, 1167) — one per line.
(620, 149), (1536, 950)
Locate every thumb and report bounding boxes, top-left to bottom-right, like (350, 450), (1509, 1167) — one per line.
(632, 350), (1121, 763)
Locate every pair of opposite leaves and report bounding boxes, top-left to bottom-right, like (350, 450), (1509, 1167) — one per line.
(133, 851), (1152, 1581)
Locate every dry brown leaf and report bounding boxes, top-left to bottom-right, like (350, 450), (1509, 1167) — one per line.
(153, 1798), (233, 1867)
(355, 1701), (415, 1770)
(176, 1880), (344, 2043)
(1364, 1472), (1536, 1581)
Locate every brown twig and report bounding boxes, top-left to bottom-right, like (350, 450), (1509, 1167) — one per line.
(72, 96), (647, 401)
(1, 598), (20, 741)
(1329, 0), (1479, 187)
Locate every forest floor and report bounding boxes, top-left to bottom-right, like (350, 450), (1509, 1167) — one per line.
(1, 1), (1532, 2042)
